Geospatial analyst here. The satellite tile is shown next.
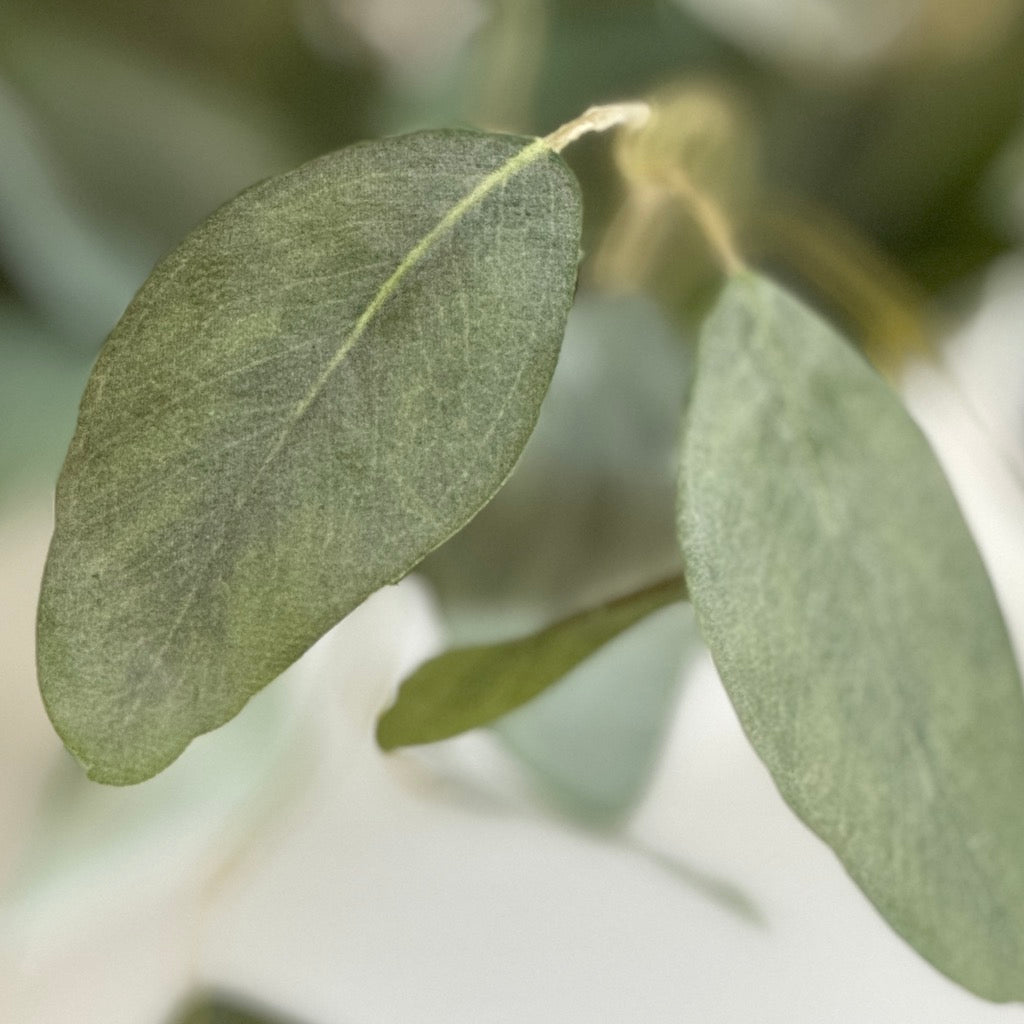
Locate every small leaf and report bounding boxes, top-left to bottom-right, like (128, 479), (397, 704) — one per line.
(376, 576), (685, 749)
(37, 130), (582, 785)
(678, 272), (1024, 1001)
(172, 992), (308, 1024)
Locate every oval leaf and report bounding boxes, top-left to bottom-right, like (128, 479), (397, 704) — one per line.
(678, 272), (1024, 1001)
(38, 130), (582, 785)
(173, 992), (308, 1024)
(377, 576), (685, 749)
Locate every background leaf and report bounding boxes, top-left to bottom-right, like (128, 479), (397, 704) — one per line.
(37, 130), (581, 785)
(170, 991), (310, 1024)
(377, 576), (684, 749)
(0, 306), (91, 506)
(495, 601), (694, 824)
(678, 272), (1024, 1001)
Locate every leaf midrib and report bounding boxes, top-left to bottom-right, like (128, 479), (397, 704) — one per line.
(246, 135), (551, 499)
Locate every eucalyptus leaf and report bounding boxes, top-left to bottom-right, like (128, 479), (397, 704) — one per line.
(377, 575), (684, 749)
(0, 306), (91, 503)
(37, 130), (582, 785)
(0, 12), (304, 244)
(678, 272), (1024, 1001)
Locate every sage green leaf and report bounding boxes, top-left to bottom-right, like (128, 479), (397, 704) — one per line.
(376, 575), (685, 749)
(678, 272), (1024, 1001)
(37, 130), (582, 785)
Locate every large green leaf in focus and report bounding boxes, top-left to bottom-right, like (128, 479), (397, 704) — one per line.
(678, 272), (1024, 1001)
(37, 130), (582, 785)
(377, 576), (684, 749)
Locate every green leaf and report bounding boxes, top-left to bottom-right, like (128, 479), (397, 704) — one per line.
(171, 992), (308, 1024)
(37, 130), (582, 785)
(678, 272), (1024, 1001)
(377, 575), (685, 749)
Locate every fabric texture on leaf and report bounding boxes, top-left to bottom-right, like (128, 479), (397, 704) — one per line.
(376, 576), (685, 749)
(678, 272), (1024, 1002)
(37, 130), (582, 784)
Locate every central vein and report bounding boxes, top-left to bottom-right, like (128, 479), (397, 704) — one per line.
(247, 135), (551, 495)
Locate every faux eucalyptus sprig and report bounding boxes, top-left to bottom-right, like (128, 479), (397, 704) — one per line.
(36, 97), (1024, 1002)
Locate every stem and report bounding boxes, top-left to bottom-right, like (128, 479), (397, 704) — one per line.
(664, 168), (746, 277)
(544, 100), (744, 277)
(543, 102), (651, 153)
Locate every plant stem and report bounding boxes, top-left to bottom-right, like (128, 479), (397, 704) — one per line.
(543, 102), (651, 153)
(664, 167), (746, 277)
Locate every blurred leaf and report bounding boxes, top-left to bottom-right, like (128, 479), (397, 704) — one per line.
(0, 307), (91, 503)
(750, 15), (1024, 293)
(378, 0), (749, 137)
(171, 992), (310, 1024)
(0, 15), (304, 246)
(985, 116), (1024, 242)
(0, 0), (375, 157)
(0, 78), (146, 347)
(419, 293), (690, 641)
(671, 0), (913, 72)
(495, 601), (694, 824)
(829, 27), (1024, 272)
(377, 576), (684, 749)
(37, 131), (582, 784)
(678, 272), (1024, 1001)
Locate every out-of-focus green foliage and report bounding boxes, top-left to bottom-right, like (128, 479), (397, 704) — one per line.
(171, 991), (310, 1024)
(0, 308), (91, 506)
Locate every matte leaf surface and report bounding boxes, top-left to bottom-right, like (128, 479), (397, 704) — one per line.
(377, 576), (684, 749)
(38, 130), (581, 784)
(173, 992), (309, 1024)
(678, 272), (1024, 1001)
